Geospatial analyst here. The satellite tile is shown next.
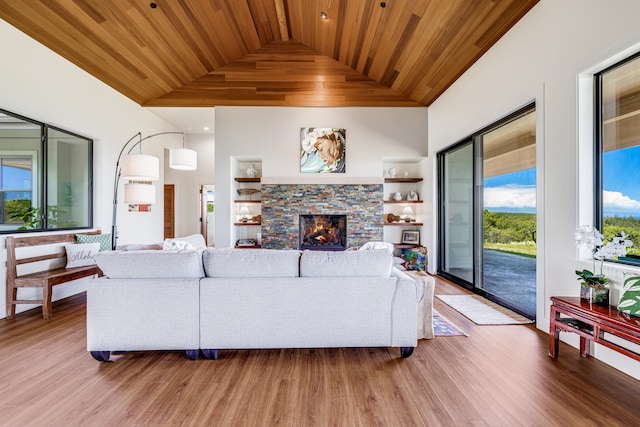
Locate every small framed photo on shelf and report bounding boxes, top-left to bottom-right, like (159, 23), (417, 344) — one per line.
(401, 230), (420, 245)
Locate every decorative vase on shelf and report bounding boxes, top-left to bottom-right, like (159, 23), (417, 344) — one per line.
(580, 283), (610, 306)
(246, 164), (258, 178)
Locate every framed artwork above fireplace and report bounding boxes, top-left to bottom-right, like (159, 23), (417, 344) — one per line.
(300, 127), (346, 173)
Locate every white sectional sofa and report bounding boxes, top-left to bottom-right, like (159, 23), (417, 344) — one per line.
(87, 247), (419, 362)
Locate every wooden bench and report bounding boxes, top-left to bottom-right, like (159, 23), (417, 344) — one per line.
(6, 231), (103, 319)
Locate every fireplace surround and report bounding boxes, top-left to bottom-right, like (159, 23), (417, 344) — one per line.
(261, 183), (383, 249)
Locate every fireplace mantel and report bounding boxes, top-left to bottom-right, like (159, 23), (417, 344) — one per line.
(260, 176), (383, 185)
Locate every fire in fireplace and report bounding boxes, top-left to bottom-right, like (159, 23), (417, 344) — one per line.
(299, 215), (347, 250)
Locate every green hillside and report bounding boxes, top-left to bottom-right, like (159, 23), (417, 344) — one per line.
(482, 211), (640, 258)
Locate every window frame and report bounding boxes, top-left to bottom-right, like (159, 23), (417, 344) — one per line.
(594, 51), (640, 266)
(0, 108), (93, 233)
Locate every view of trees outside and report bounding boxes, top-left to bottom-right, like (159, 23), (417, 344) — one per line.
(1, 159), (33, 225)
(602, 147), (640, 257)
(483, 168), (536, 257)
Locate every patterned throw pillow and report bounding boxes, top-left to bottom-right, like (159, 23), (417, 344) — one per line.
(163, 239), (194, 251)
(76, 233), (111, 251)
(401, 246), (428, 271)
(65, 243), (100, 268)
(618, 277), (640, 317)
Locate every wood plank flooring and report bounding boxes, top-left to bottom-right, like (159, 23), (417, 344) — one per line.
(1, 276), (639, 426)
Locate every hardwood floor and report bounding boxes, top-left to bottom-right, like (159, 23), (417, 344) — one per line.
(1, 276), (638, 426)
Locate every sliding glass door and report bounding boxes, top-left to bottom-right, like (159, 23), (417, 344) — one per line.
(439, 104), (536, 318)
(440, 142), (474, 284)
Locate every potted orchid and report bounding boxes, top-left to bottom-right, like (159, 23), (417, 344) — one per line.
(574, 225), (633, 305)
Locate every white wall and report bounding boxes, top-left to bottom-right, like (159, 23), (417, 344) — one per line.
(428, 0), (640, 379)
(215, 107), (429, 247)
(0, 19), (180, 317)
(164, 133), (215, 238)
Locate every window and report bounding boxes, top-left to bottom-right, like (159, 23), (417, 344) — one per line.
(0, 109), (92, 232)
(595, 53), (640, 264)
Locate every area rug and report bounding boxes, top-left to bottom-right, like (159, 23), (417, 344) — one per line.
(436, 294), (534, 325)
(433, 309), (467, 336)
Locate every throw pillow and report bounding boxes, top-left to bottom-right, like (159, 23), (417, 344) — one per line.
(163, 238), (194, 251)
(76, 233), (111, 251)
(65, 242), (100, 268)
(618, 277), (640, 317)
(401, 246), (428, 271)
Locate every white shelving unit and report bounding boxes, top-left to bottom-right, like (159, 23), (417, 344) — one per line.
(382, 158), (428, 251)
(231, 158), (262, 248)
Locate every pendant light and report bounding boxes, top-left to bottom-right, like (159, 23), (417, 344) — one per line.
(170, 134), (197, 170)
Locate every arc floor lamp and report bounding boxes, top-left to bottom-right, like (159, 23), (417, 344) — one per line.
(111, 131), (197, 249)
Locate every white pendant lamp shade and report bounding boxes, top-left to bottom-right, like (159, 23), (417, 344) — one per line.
(169, 148), (197, 171)
(124, 182), (156, 204)
(120, 154), (159, 181)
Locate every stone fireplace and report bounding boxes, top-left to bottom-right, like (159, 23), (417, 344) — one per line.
(261, 183), (383, 249)
(299, 214), (347, 250)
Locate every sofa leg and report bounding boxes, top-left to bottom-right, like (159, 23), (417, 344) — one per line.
(90, 351), (111, 362)
(202, 349), (219, 360)
(400, 347), (414, 358)
(185, 349), (199, 360)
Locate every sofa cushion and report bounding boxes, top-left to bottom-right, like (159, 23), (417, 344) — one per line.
(203, 248), (301, 278)
(93, 250), (204, 279)
(300, 249), (392, 277)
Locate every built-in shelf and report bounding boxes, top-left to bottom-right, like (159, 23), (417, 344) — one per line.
(384, 222), (424, 226)
(384, 178), (423, 183)
(234, 199), (261, 203)
(234, 222), (261, 226)
(234, 245), (262, 249)
(234, 177), (261, 182)
(384, 200), (423, 204)
(393, 243), (421, 249)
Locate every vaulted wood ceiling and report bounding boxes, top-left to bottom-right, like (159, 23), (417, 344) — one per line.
(0, 0), (538, 107)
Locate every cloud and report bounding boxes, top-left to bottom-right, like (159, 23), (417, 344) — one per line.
(603, 190), (640, 212)
(484, 185), (536, 209)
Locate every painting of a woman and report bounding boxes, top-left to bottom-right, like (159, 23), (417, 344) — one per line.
(300, 127), (346, 173)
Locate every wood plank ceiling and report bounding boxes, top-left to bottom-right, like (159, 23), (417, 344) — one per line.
(0, 0), (539, 107)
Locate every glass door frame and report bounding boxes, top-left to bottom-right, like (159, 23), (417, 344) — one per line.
(437, 102), (537, 319)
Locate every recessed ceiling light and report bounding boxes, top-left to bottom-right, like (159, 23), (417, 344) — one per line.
(320, 11), (328, 19)
(203, 126), (210, 131)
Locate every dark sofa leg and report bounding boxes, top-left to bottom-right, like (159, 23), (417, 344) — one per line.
(400, 347), (414, 358)
(186, 349), (199, 360)
(202, 349), (219, 360)
(90, 351), (111, 362)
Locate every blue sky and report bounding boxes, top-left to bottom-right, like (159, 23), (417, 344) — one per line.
(484, 168), (536, 213)
(2, 165), (32, 200)
(483, 145), (640, 217)
(602, 145), (640, 217)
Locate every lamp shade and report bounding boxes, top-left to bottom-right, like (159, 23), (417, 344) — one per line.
(124, 182), (156, 204)
(170, 148), (197, 170)
(402, 206), (413, 216)
(121, 154), (159, 181)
